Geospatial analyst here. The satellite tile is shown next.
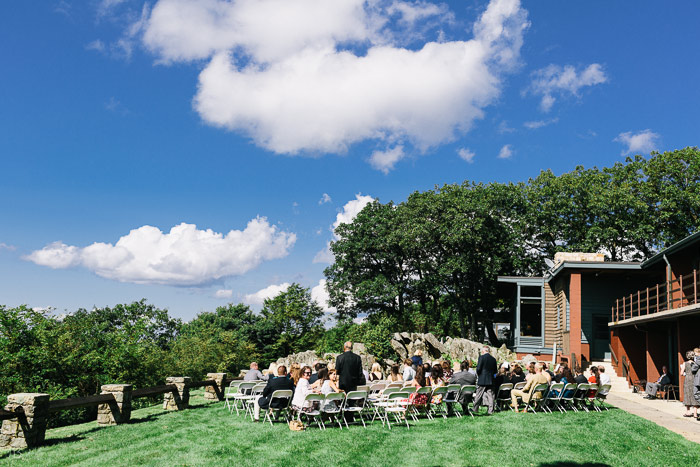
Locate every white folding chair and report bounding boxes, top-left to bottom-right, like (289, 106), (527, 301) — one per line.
(522, 383), (549, 414)
(224, 381), (241, 412)
(263, 389), (293, 426)
(341, 390), (368, 428)
(595, 384), (611, 411)
(232, 382), (257, 415)
(542, 383), (564, 413)
(557, 383), (577, 412)
(443, 384), (463, 417)
(298, 393), (325, 429)
(429, 386), (449, 419)
(321, 392), (346, 429)
(495, 383), (513, 412)
(460, 385), (477, 417)
(383, 391), (410, 430)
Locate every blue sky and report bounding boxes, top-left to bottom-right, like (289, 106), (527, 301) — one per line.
(1, 0), (699, 321)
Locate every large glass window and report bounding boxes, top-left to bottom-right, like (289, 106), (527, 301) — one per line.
(520, 299), (542, 337)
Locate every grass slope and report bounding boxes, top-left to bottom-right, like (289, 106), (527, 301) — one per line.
(1, 392), (698, 466)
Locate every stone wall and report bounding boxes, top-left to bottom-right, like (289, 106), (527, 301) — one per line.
(0, 393), (49, 449)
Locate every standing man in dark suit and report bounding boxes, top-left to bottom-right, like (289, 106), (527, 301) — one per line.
(472, 346), (498, 415)
(336, 341), (363, 392)
(253, 365), (295, 421)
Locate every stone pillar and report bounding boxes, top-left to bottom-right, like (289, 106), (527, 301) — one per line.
(97, 384), (133, 426)
(0, 393), (50, 450)
(205, 373), (227, 401)
(163, 377), (190, 410)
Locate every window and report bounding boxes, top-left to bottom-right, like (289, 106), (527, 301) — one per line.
(520, 299), (542, 337)
(520, 286), (542, 298)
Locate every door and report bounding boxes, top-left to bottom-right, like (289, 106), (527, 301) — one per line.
(592, 315), (610, 360)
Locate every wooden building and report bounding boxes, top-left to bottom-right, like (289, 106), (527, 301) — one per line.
(609, 232), (700, 401)
(498, 232), (700, 401)
(497, 253), (655, 367)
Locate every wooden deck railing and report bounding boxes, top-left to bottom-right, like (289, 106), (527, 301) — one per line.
(611, 269), (699, 322)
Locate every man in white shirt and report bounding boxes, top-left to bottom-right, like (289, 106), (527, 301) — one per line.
(243, 362), (268, 381)
(599, 367), (611, 386)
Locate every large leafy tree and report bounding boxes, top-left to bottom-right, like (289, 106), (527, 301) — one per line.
(261, 283), (324, 356)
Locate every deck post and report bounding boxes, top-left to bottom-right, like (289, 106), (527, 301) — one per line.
(694, 269), (697, 304)
(646, 287), (649, 315)
(656, 284), (660, 313)
(637, 290), (640, 316)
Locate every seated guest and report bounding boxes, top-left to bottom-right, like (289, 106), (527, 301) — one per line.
(288, 363), (301, 384)
(430, 364), (445, 387)
(369, 363), (383, 381)
(494, 365), (509, 389)
(441, 361), (454, 381)
(309, 361), (326, 384)
(292, 366), (318, 411)
(541, 362), (553, 383)
(598, 366), (611, 393)
(588, 366), (599, 385)
(253, 365), (295, 421)
(244, 362), (267, 381)
(408, 366), (430, 407)
(409, 365), (428, 389)
(645, 366), (671, 399)
(510, 364), (526, 384)
(510, 363), (549, 412)
(313, 368), (340, 395)
(423, 363), (432, 380)
(448, 360), (477, 415)
(402, 359), (416, 381)
(573, 366), (588, 384)
(556, 367), (576, 398)
(411, 350), (423, 369)
(387, 363), (403, 382)
(553, 363), (566, 383)
(525, 363), (536, 383)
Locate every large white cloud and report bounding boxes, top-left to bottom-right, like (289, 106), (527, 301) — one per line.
(25, 218), (295, 286)
(141, 0), (529, 157)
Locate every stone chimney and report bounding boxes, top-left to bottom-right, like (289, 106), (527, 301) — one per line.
(553, 252), (605, 266)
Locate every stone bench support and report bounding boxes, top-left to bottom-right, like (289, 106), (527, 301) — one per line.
(98, 384), (133, 426)
(163, 377), (190, 410)
(205, 373), (227, 401)
(0, 393), (49, 450)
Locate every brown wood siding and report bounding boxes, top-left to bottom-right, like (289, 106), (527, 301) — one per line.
(550, 278), (567, 348)
(544, 282), (558, 348)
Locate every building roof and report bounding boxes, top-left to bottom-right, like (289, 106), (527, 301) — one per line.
(642, 230), (700, 269)
(545, 261), (641, 282)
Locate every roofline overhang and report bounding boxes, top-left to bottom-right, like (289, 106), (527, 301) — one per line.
(642, 230), (700, 269)
(544, 261), (642, 283)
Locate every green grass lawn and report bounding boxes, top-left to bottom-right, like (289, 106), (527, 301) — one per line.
(1, 391), (698, 467)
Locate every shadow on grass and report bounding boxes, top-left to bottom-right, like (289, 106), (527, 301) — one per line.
(540, 463), (610, 467)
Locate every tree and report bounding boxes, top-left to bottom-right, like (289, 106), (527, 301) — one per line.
(261, 283), (324, 356)
(644, 147), (700, 247)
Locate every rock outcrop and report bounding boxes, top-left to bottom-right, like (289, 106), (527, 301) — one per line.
(390, 332), (517, 364)
(268, 345), (378, 373)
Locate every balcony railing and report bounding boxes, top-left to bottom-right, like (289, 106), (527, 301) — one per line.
(611, 269), (700, 322)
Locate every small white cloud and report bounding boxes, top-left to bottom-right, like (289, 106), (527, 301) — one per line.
(214, 289), (233, 299)
(497, 144), (513, 159)
(527, 63), (607, 112)
(319, 193), (332, 205)
(369, 146), (405, 174)
(313, 242), (334, 264)
(25, 218), (295, 286)
(457, 148), (475, 163)
(0, 242), (16, 251)
(523, 118), (558, 129)
(614, 129), (660, 156)
(244, 282), (290, 305)
(497, 120), (515, 134)
(311, 279), (336, 313)
(86, 40), (106, 53)
(539, 94), (555, 112)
